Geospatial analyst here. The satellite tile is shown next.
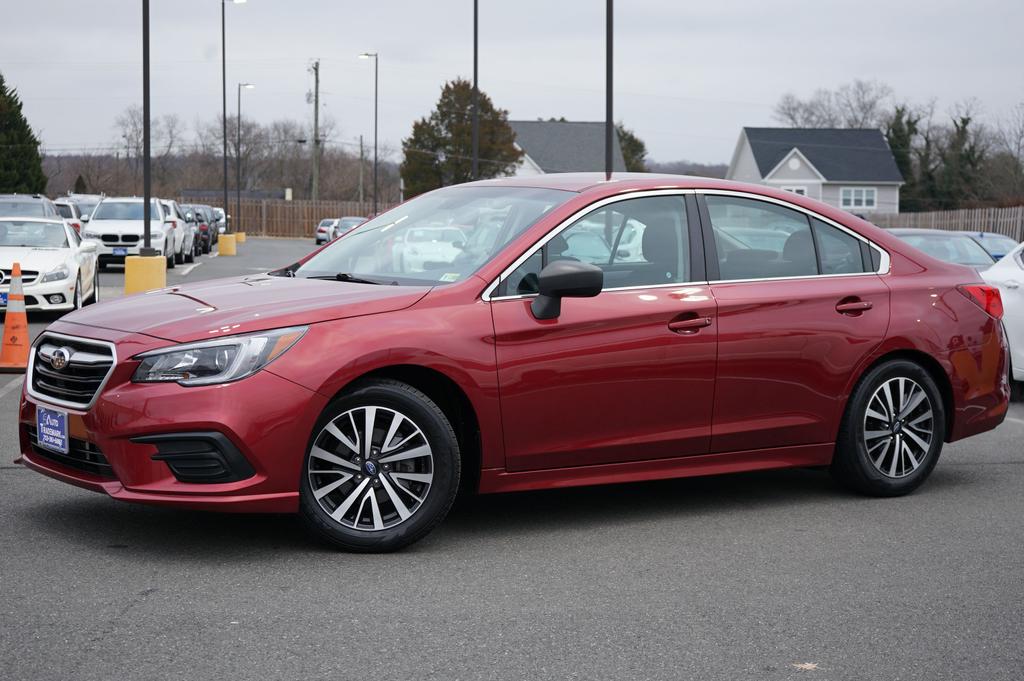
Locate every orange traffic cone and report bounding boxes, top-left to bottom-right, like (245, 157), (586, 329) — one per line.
(0, 262), (31, 373)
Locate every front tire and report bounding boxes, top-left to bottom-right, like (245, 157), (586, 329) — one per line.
(87, 268), (99, 304)
(299, 379), (460, 552)
(831, 359), (945, 496)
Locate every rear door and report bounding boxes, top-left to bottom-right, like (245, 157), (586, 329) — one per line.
(699, 192), (890, 453)
(491, 193), (718, 471)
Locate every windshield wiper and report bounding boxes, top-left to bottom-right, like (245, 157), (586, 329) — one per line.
(334, 272), (382, 285)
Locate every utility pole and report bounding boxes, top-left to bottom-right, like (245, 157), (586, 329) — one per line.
(141, 0), (153, 253)
(471, 0), (479, 179)
(605, 0), (614, 180)
(311, 59), (320, 201)
(358, 135), (365, 205)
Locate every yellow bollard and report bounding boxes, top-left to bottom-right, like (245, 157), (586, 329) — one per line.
(124, 255), (167, 295)
(219, 233), (237, 256)
(235, 231), (246, 243)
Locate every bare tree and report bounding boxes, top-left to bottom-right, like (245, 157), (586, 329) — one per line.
(774, 80), (893, 129)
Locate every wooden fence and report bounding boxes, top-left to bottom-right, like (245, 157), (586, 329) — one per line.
(178, 197), (395, 238)
(870, 205), (1024, 241)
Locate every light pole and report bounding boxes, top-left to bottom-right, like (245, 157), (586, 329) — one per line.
(605, 0), (613, 180)
(359, 52), (379, 215)
(222, 0), (246, 232)
(236, 82), (254, 227)
(141, 0), (154, 255)
(471, 0), (479, 179)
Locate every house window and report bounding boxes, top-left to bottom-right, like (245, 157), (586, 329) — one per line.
(840, 187), (877, 210)
(781, 186), (807, 196)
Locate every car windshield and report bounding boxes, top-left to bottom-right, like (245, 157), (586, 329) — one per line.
(898, 233), (996, 267)
(290, 186), (573, 285)
(0, 220), (68, 248)
(319, 219), (335, 227)
(339, 218), (364, 229)
(977, 235), (1018, 257)
(73, 199), (99, 217)
(91, 200), (160, 221)
(0, 201), (46, 217)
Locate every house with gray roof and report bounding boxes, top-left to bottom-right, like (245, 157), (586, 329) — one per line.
(726, 128), (904, 214)
(509, 120), (626, 176)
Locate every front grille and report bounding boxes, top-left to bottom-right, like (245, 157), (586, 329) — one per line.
(121, 234), (140, 244)
(1, 268), (38, 285)
(25, 424), (115, 479)
(29, 334), (115, 408)
(101, 234), (119, 244)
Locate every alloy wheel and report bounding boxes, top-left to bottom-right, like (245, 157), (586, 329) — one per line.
(307, 406), (434, 532)
(863, 377), (934, 478)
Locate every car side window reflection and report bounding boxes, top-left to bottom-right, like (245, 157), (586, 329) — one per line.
(499, 196), (690, 296)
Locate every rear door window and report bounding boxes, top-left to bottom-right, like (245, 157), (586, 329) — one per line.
(706, 195), (816, 280)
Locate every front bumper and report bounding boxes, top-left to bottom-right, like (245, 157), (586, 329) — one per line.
(1, 278), (79, 311)
(18, 325), (328, 512)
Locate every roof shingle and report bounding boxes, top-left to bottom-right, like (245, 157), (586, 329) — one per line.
(509, 120), (627, 173)
(744, 127), (903, 183)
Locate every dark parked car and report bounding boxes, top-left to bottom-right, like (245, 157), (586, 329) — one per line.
(19, 174), (1009, 552)
(966, 231), (1018, 261)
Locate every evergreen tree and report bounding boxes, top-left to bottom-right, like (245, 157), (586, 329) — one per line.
(938, 116), (985, 209)
(0, 72), (47, 193)
(400, 79), (522, 198)
(73, 174), (87, 194)
(615, 122), (648, 172)
(886, 106), (919, 211)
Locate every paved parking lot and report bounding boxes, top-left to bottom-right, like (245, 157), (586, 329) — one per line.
(1, 238), (1022, 680)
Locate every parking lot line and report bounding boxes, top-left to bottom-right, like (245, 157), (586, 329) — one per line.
(178, 262), (201, 276)
(0, 375), (23, 400)
(1006, 416), (1024, 426)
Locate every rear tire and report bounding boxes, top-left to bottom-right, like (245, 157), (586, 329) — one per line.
(299, 379), (460, 552)
(831, 359), (945, 497)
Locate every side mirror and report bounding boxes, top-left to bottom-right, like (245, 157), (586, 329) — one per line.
(80, 240), (98, 253)
(218, 226), (226, 234)
(185, 212), (193, 221)
(530, 260), (603, 320)
(453, 240), (465, 249)
(81, 214), (90, 222)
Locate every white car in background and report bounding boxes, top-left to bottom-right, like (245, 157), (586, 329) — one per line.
(396, 226), (467, 273)
(160, 199), (195, 264)
(331, 216), (366, 240)
(0, 217), (99, 312)
(54, 200), (84, 234)
(315, 218), (338, 245)
(982, 242), (1024, 399)
(82, 198), (176, 269)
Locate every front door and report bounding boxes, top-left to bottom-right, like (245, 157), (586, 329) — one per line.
(491, 194), (718, 471)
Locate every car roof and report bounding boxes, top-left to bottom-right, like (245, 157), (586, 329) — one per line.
(887, 228), (976, 237)
(0, 216), (66, 224)
(460, 172), (791, 194)
(0, 194), (49, 201)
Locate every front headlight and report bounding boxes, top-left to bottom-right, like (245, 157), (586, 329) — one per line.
(39, 264), (70, 283)
(132, 326), (307, 386)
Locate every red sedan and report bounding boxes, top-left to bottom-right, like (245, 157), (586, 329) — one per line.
(18, 174), (1009, 551)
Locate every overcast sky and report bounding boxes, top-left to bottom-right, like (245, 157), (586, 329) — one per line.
(5, 0), (1023, 164)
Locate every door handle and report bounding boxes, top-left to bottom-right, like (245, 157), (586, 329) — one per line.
(836, 300), (873, 314)
(668, 316), (712, 333)
(1005, 280), (1020, 290)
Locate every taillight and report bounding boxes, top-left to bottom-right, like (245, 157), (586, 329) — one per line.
(957, 284), (1004, 320)
(199, 224), (209, 231)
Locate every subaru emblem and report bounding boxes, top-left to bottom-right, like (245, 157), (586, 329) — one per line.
(50, 347), (72, 371)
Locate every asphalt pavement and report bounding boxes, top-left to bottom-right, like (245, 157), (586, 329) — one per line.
(1, 238), (1022, 680)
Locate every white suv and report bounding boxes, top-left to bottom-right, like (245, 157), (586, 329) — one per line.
(81, 197), (177, 269)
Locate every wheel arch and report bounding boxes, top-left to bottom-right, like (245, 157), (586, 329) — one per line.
(844, 348), (955, 443)
(332, 363), (483, 496)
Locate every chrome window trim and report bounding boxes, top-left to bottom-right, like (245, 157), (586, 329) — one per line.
(482, 187), (891, 301)
(697, 189), (891, 277)
(483, 189), (697, 301)
(27, 331), (117, 411)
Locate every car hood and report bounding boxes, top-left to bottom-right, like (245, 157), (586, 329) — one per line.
(86, 219), (161, 234)
(61, 274), (431, 342)
(0, 247), (69, 273)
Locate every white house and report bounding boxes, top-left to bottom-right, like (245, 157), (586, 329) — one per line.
(508, 120), (626, 176)
(727, 128), (904, 214)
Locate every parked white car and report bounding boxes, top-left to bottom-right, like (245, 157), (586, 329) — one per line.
(160, 199), (196, 264)
(81, 198), (177, 269)
(395, 226), (467, 273)
(0, 217), (99, 312)
(331, 216), (366, 240)
(315, 218), (338, 245)
(982, 242), (1024, 398)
